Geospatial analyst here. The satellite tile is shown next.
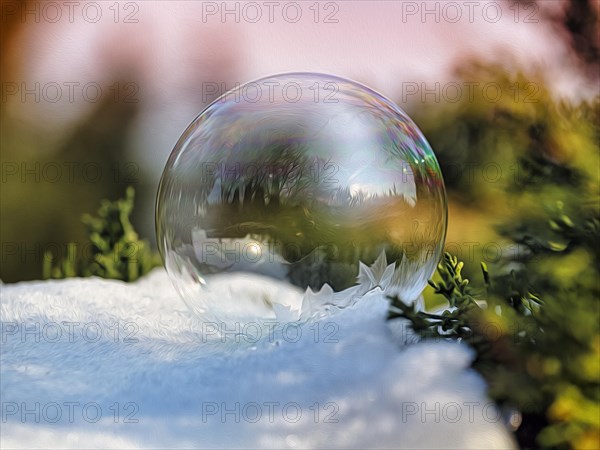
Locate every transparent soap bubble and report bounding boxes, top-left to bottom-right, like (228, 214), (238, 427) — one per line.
(156, 73), (447, 325)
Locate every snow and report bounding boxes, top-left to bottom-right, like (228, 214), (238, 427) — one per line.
(1, 269), (515, 449)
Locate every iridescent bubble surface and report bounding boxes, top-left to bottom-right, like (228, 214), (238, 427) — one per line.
(156, 73), (447, 324)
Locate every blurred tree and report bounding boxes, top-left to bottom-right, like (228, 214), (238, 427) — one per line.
(1, 92), (140, 282)
(391, 81), (599, 450)
(515, 0), (600, 80)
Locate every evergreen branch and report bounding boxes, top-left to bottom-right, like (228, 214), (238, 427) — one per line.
(43, 187), (161, 281)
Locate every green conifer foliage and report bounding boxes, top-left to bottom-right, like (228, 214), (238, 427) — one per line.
(390, 94), (599, 449)
(44, 187), (161, 281)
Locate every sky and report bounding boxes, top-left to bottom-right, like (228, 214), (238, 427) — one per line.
(6, 1), (589, 165)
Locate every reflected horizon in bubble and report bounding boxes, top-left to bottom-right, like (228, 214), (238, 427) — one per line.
(156, 73), (447, 324)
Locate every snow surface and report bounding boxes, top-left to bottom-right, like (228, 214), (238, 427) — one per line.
(0, 269), (515, 449)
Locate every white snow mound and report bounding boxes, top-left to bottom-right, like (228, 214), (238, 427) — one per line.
(0, 269), (515, 449)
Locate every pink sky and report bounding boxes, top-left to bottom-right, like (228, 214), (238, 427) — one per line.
(5, 0), (591, 174)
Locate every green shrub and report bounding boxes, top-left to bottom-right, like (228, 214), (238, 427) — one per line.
(43, 187), (161, 281)
(390, 97), (599, 450)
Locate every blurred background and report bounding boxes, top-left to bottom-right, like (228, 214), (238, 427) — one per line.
(1, 0), (598, 283)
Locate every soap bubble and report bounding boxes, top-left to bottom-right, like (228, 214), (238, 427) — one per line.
(156, 73), (447, 324)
